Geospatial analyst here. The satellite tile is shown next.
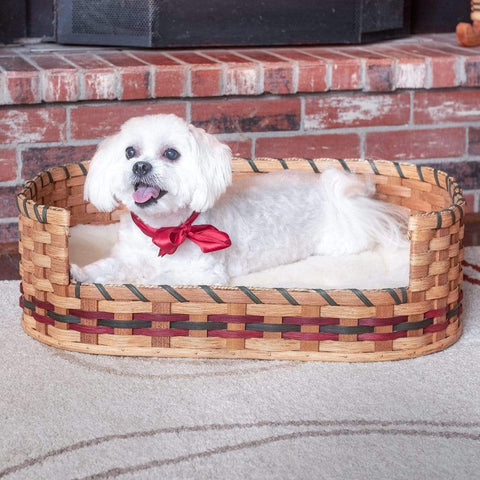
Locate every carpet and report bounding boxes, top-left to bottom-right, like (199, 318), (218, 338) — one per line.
(1, 248), (479, 480)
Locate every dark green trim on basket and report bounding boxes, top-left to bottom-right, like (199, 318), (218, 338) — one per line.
(247, 158), (260, 173)
(200, 285), (225, 303)
(350, 289), (374, 307)
(336, 158), (351, 172)
(416, 165), (425, 182)
(33, 203), (48, 224)
(160, 285), (188, 303)
(275, 288), (299, 305)
(124, 284), (149, 302)
(60, 165), (71, 180)
(22, 198), (30, 219)
(433, 168), (441, 188)
(94, 283), (113, 301)
(393, 162), (406, 179)
(46, 170), (54, 184)
(313, 288), (339, 306)
(434, 211), (442, 230)
(75, 282), (81, 299)
(276, 158), (289, 169)
(238, 286), (263, 304)
(384, 288), (403, 305)
(77, 162), (88, 175)
(306, 159), (320, 173)
(367, 160), (380, 175)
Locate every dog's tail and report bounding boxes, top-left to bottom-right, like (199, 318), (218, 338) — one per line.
(317, 168), (409, 255)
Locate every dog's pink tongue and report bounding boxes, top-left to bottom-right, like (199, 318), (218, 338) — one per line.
(133, 185), (161, 204)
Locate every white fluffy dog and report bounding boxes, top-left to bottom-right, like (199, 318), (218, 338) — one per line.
(70, 114), (408, 285)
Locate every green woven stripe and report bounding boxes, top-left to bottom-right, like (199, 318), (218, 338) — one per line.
(94, 283), (113, 301)
(200, 285), (225, 303)
(98, 319), (151, 329)
(306, 159), (320, 173)
(313, 288), (339, 306)
(22, 298), (35, 310)
(393, 318), (433, 332)
(171, 321), (227, 331)
(75, 282), (81, 299)
(350, 289), (374, 307)
(400, 288), (408, 304)
(277, 158), (289, 169)
(160, 285), (188, 303)
(22, 198), (30, 218)
(61, 165), (71, 179)
(416, 165), (425, 182)
(124, 284), (149, 302)
(247, 158), (260, 173)
(393, 162), (406, 179)
(447, 304), (460, 320)
(275, 288), (299, 306)
(384, 288), (402, 305)
(367, 159), (380, 175)
(336, 158), (351, 172)
(321, 324), (373, 335)
(245, 323), (300, 333)
(77, 162), (88, 175)
(433, 168), (441, 188)
(238, 286), (263, 304)
(47, 311), (81, 324)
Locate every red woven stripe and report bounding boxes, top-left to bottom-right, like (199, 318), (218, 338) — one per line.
(282, 332), (339, 341)
(69, 309), (115, 320)
(424, 307), (448, 318)
(424, 321), (449, 333)
(207, 330), (263, 339)
(133, 313), (189, 322)
(357, 331), (407, 341)
(207, 314), (264, 324)
(32, 311), (55, 326)
(69, 324), (114, 334)
(32, 298), (54, 311)
(359, 316), (408, 327)
(282, 317), (340, 326)
(19, 297), (24, 309)
(132, 328), (189, 337)
(20, 283), (24, 294)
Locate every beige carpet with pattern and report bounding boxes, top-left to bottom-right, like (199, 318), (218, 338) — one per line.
(1, 248), (479, 480)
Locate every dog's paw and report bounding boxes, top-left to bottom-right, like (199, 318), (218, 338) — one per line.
(70, 263), (88, 283)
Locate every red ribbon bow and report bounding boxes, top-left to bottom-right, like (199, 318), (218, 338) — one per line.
(131, 211), (231, 257)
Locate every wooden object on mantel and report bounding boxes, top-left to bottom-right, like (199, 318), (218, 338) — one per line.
(457, 0), (480, 46)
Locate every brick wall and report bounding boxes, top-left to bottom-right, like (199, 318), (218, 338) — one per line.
(1, 33), (479, 243)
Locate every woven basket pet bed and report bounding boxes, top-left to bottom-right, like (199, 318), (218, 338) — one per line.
(17, 158), (465, 362)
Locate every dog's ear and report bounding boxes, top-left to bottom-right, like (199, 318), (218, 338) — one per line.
(188, 125), (232, 212)
(84, 136), (119, 212)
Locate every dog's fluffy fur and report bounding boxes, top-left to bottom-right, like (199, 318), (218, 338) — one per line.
(70, 114), (408, 285)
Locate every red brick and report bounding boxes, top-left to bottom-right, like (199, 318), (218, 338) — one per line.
(0, 107), (66, 144)
(0, 222), (19, 243)
(191, 98), (301, 134)
(465, 59), (480, 87)
(468, 127), (480, 155)
(305, 92), (410, 130)
(0, 149), (17, 181)
(414, 90), (480, 124)
(224, 138), (252, 158)
(240, 50), (294, 94)
(365, 128), (466, 161)
(367, 46), (427, 89)
(0, 186), (20, 217)
(271, 49), (328, 92)
(21, 145), (98, 179)
(70, 103), (186, 140)
(97, 53), (151, 100)
(255, 133), (361, 158)
(167, 52), (222, 96)
(394, 45), (457, 88)
(365, 58), (395, 92)
(62, 53), (117, 100)
(29, 54), (79, 102)
(131, 52), (187, 97)
(0, 55), (41, 103)
(206, 52), (260, 95)
(302, 48), (362, 90)
(463, 193), (475, 214)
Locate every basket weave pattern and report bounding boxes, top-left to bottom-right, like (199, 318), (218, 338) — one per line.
(17, 158), (465, 361)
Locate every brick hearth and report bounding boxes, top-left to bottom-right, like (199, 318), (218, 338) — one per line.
(1, 33), (479, 243)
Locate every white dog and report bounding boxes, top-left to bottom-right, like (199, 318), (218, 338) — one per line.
(70, 114), (408, 285)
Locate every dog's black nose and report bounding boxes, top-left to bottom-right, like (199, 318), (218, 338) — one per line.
(132, 161), (152, 176)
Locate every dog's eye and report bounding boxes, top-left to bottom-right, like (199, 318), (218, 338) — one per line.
(164, 148), (180, 161)
(125, 146), (136, 159)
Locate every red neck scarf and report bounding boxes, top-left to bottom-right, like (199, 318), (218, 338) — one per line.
(131, 211), (231, 257)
